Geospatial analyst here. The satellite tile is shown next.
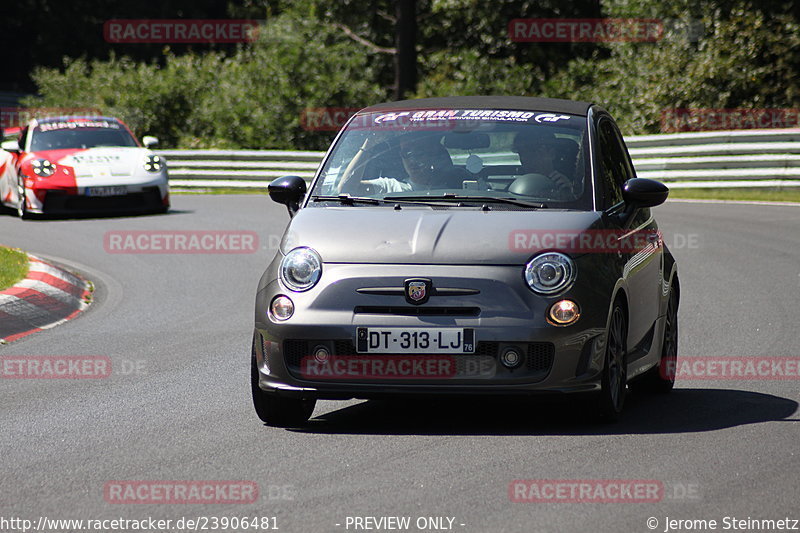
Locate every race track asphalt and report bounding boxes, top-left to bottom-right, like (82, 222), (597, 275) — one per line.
(0, 196), (797, 533)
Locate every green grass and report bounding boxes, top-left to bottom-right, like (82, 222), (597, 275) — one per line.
(669, 187), (800, 203)
(0, 246), (29, 291)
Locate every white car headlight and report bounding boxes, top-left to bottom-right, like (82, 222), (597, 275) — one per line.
(524, 252), (575, 295)
(280, 247), (322, 292)
(143, 154), (163, 172)
(31, 159), (55, 177)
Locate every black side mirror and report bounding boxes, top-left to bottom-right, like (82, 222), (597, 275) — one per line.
(268, 175), (307, 216)
(622, 178), (669, 208)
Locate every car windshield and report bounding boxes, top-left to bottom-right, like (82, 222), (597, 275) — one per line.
(311, 109), (591, 209)
(29, 119), (138, 151)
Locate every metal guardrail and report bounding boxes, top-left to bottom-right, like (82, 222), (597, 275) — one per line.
(162, 129), (800, 189)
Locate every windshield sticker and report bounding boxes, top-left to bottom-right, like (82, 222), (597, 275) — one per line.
(534, 113), (571, 123)
(37, 120), (121, 132)
(374, 110), (573, 125)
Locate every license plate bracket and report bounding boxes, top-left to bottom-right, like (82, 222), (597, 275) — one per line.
(86, 186), (127, 197)
(356, 327), (475, 354)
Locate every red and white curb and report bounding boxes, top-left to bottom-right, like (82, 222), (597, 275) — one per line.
(0, 255), (92, 344)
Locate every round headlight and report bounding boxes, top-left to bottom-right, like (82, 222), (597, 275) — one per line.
(548, 299), (581, 326)
(143, 154), (162, 172)
(524, 252), (575, 295)
(280, 247), (322, 292)
(270, 295), (294, 320)
(31, 159), (55, 177)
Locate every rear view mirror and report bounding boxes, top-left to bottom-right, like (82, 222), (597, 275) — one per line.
(443, 133), (491, 150)
(268, 175), (307, 217)
(142, 136), (159, 148)
(622, 178), (669, 208)
(2, 140), (20, 152)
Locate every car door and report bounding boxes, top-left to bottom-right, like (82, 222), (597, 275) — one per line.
(596, 115), (662, 353)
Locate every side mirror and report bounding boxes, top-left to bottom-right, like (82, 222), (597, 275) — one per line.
(622, 178), (669, 208)
(142, 136), (159, 148)
(268, 175), (307, 217)
(2, 140), (20, 152)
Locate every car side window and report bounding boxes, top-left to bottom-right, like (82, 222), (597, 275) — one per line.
(597, 118), (626, 209)
(610, 123), (636, 183)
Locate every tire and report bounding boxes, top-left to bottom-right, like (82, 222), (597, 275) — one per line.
(630, 286), (678, 394)
(598, 302), (628, 422)
(250, 350), (315, 427)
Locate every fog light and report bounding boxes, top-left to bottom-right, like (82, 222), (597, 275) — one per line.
(500, 347), (522, 369)
(548, 299), (580, 326)
(313, 345), (330, 363)
(270, 295), (294, 321)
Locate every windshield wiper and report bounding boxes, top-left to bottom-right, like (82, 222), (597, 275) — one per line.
(310, 194), (442, 207)
(384, 194), (546, 209)
(312, 194), (383, 205)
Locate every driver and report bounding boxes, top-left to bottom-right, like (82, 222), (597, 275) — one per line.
(338, 134), (464, 195)
(511, 130), (575, 195)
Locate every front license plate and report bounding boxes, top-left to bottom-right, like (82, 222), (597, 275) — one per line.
(356, 327), (475, 354)
(86, 186), (127, 197)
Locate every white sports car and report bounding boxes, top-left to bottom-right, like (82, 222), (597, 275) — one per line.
(0, 116), (169, 218)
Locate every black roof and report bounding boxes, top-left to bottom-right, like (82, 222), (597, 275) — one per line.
(359, 96), (593, 116)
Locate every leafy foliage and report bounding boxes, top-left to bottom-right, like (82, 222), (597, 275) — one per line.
(20, 0), (800, 145)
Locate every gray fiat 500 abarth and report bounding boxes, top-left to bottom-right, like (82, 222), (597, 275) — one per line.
(252, 96), (679, 426)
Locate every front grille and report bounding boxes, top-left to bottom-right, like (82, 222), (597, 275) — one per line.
(44, 187), (163, 212)
(283, 340), (310, 368)
(527, 342), (555, 372)
(284, 340), (554, 380)
(354, 306), (480, 317)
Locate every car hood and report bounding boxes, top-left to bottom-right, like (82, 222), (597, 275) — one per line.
(36, 147), (151, 178)
(281, 206), (604, 264)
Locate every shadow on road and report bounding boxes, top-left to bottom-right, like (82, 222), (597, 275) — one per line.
(290, 388), (798, 436)
(0, 207), (192, 221)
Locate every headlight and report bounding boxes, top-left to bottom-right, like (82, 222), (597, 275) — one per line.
(548, 299), (581, 326)
(143, 154), (162, 172)
(31, 159), (55, 177)
(270, 295), (294, 321)
(524, 252), (575, 295)
(280, 247), (322, 292)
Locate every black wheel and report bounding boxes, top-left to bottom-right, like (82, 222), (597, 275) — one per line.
(598, 303), (628, 421)
(17, 178), (29, 219)
(630, 286), (678, 394)
(250, 350), (315, 427)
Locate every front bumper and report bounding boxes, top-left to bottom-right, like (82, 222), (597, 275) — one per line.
(253, 262), (614, 399)
(25, 172), (169, 214)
